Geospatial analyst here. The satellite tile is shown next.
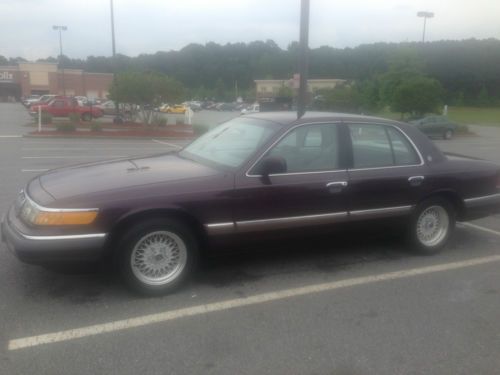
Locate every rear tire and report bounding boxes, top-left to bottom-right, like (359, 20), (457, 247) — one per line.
(116, 218), (199, 296)
(409, 197), (455, 255)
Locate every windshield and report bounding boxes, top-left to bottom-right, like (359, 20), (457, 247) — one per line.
(180, 117), (279, 169)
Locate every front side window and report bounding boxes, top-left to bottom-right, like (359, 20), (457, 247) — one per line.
(349, 124), (420, 169)
(180, 118), (278, 169)
(263, 123), (340, 173)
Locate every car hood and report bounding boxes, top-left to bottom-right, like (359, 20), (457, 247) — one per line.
(33, 153), (224, 203)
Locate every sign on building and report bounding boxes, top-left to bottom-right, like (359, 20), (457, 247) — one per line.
(0, 72), (14, 82)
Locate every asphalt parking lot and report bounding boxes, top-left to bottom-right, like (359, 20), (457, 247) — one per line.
(1, 103), (500, 375)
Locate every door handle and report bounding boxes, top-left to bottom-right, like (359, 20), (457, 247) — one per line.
(408, 176), (425, 187)
(326, 181), (348, 193)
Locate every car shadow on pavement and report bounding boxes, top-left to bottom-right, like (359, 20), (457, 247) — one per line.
(16, 221), (469, 300)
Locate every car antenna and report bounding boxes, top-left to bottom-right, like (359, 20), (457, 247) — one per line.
(297, 0), (310, 120)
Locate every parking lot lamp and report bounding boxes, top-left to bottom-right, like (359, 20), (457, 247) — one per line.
(417, 11), (434, 42)
(52, 25), (67, 96)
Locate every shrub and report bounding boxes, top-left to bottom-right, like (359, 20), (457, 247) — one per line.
(193, 123), (210, 135)
(68, 112), (80, 124)
(37, 112), (52, 125)
(151, 115), (167, 127)
(56, 123), (76, 132)
(90, 122), (102, 132)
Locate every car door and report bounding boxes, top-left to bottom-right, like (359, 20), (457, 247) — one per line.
(345, 122), (427, 220)
(50, 100), (67, 117)
(233, 122), (350, 234)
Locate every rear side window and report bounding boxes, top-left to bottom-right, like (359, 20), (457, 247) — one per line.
(349, 124), (420, 169)
(387, 127), (420, 165)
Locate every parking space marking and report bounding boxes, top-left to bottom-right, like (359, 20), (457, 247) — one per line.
(0, 135), (22, 138)
(152, 139), (183, 149)
(8, 254), (500, 351)
(22, 155), (126, 159)
(460, 222), (500, 237)
(21, 169), (50, 173)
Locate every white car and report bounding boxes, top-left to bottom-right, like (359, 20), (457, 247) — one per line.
(241, 103), (260, 115)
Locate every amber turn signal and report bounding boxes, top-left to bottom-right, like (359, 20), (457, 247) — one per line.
(34, 211), (98, 226)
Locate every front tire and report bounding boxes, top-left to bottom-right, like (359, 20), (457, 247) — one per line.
(117, 218), (199, 296)
(410, 197), (455, 255)
(81, 112), (92, 122)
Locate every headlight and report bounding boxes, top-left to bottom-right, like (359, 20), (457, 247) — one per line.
(19, 193), (98, 226)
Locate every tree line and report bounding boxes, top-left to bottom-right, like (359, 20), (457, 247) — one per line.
(2, 38), (500, 108)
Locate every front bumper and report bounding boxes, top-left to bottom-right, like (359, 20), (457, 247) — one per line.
(1, 207), (107, 265)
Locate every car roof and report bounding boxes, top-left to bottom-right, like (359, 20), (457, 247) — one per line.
(244, 111), (400, 127)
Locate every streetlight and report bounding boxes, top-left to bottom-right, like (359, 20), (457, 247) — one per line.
(297, 0), (310, 119)
(52, 25), (67, 95)
(417, 11), (434, 43)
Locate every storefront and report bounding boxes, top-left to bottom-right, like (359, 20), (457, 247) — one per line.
(0, 62), (113, 102)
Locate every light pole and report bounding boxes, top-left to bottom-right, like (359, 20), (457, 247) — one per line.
(52, 25), (67, 95)
(297, 0), (310, 119)
(110, 0), (122, 122)
(417, 11), (434, 43)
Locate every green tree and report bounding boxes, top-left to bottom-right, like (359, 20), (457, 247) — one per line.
(109, 71), (185, 125)
(315, 85), (362, 113)
(476, 85), (490, 107)
(391, 76), (443, 118)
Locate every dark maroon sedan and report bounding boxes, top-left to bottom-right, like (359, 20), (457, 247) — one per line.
(2, 112), (500, 295)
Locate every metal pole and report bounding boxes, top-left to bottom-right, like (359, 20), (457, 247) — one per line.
(58, 29), (66, 96)
(38, 105), (41, 132)
(110, 0), (116, 56)
(297, 0), (310, 119)
(422, 17), (427, 42)
(110, 0), (121, 122)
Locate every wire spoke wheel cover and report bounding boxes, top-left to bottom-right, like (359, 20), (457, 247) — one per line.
(416, 205), (450, 247)
(130, 231), (188, 286)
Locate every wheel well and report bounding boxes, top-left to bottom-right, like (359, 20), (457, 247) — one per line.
(422, 191), (465, 219)
(104, 209), (208, 258)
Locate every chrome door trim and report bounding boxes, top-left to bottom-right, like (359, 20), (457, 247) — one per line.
(204, 222), (235, 235)
(245, 121), (343, 178)
(464, 193), (500, 208)
(350, 205), (413, 220)
(344, 121), (425, 171)
(235, 211), (349, 233)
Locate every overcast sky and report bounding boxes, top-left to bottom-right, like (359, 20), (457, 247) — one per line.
(2, 0), (500, 60)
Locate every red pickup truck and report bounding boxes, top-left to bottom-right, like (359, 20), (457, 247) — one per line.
(30, 97), (103, 121)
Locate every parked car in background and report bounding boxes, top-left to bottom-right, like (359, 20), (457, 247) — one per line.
(30, 97), (103, 121)
(165, 104), (187, 114)
(22, 95), (40, 107)
(96, 100), (119, 116)
(216, 102), (237, 111)
(74, 96), (88, 106)
(241, 103), (260, 115)
(3, 112), (500, 295)
(29, 94), (59, 106)
(409, 115), (457, 140)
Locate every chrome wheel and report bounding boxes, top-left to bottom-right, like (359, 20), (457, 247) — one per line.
(130, 231), (187, 286)
(444, 130), (453, 140)
(416, 206), (449, 247)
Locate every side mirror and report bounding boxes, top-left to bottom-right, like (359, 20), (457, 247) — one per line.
(258, 156), (287, 176)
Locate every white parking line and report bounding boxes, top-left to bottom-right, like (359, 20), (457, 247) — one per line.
(152, 139), (183, 149)
(22, 155), (126, 159)
(8, 254), (500, 351)
(21, 169), (49, 173)
(0, 135), (22, 138)
(460, 222), (500, 237)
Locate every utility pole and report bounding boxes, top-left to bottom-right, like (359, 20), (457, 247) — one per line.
(297, 0), (310, 119)
(417, 11), (434, 42)
(52, 25), (67, 96)
(110, 0), (122, 122)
